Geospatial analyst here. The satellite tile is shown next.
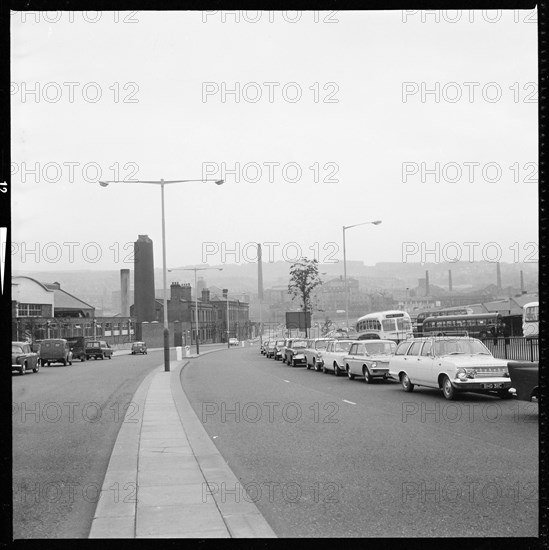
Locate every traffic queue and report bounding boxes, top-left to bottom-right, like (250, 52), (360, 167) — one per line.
(259, 333), (536, 402)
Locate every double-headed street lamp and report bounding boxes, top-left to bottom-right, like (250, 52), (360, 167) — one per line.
(169, 267), (223, 355)
(342, 220), (382, 332)
(99, 178), (223, 371)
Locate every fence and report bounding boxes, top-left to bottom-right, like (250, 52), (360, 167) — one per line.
(482, 337), (538, 362)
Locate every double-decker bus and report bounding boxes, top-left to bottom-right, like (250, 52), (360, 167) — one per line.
(415, 307), (473, 334)
(356, 310), (413, 342)
(522, 302), (539, 338)
(422, 313), (501, 339)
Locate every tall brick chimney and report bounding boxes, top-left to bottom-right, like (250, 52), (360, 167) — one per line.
(201, 288), (210, 302)
(134, 235), (155, 322)
(120, 269), (130, 317)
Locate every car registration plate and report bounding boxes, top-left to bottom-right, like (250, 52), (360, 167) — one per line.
(482, 383), (503, 389)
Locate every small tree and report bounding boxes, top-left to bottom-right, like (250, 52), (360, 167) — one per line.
(288, 258), (322, 335)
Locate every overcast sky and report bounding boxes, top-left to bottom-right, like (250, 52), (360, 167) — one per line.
(11, 10), (538, 272)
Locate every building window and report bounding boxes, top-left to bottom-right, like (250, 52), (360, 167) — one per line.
(17, 303), (42, 317)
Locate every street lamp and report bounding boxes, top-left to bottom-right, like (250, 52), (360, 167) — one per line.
(169, 266), (223, 355)
(99, 178), (224, 371)
(342, 220), (382, 332)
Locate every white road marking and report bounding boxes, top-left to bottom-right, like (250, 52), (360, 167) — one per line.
(343, 399), (356, 405)
(283, 379), (290, 383)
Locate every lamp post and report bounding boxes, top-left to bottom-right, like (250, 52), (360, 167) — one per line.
(99, 178), (223, 371)
(342, 220), (382, 333)
(169, 266), (223, 355)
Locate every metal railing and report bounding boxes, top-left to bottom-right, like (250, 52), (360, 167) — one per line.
(412, 333), (539, 362)
(482, 336), (538, 362)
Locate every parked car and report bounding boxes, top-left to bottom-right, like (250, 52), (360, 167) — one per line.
(284, 338), (308, 367)
(266, 340), (277, 358)
(344, 340), (397, 382)
(388, 337), (513, 400)
(66, 336), (87, 362)
(273, 339), (286, 361)
(318, 340), (355, 375)
(12, 341), (40, 375)
(260, 339), (269, 354)
(304, 338), (333, 370)
(357, 332), (381, 340)
(131, 341), (148, 355)
(507, 361), (538, 402)
(86, 340), (113, 360)
(229, 337), (239, 347)
(278, 339), (289, 361)
(40, 338), (73, 366)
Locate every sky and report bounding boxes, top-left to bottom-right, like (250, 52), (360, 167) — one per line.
(10, 9), (538, 273)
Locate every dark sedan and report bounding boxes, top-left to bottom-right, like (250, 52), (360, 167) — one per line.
(284, 338), (308, 367)
(12, 342), (40, 375)
(508, 361), (538, 401)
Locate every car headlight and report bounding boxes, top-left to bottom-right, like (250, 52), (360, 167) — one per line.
(456, 368), (468, 380)
(370, 362), (377, 368)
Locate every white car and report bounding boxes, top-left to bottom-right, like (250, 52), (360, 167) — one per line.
(304, 338), (333, 371)
(388, 337), (513, 400)
(318, 340), (356, 376)
(229, 338), (239, 347)
(343, 340), (397, 382)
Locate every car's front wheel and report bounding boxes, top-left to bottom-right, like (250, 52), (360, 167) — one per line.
(401, 373), (414, 392)
(33, 361), (39, 373)
(20, 363), (26, 375)
(442, 375), (456, 400)
(346, 366), (355, 380)
(363, 366), (373, 384)
(333, 363), (339, 377)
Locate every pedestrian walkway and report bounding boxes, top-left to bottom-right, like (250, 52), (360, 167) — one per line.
(89, 350), (276, 538)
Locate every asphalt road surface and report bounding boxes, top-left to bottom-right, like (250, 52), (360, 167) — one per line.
(12, 350), (168, 539)
(183, 346), (538, 538)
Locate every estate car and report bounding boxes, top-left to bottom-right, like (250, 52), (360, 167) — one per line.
(388, 337), (513, 400)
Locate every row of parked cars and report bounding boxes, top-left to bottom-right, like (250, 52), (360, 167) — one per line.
(260, 335), (538, 401)
(11, 338), (149, 375)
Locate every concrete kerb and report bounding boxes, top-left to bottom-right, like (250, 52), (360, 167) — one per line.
(88, 364), (160, 538)
(89, 345), (275, 538)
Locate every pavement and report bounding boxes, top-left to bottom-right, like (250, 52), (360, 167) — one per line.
(88, 345), (276, 538)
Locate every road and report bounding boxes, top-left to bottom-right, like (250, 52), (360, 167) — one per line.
(183, 346), (538, 537)
(12, 350), (168, 539)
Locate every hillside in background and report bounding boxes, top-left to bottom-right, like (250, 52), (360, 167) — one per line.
(13, 260), (538, 315)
